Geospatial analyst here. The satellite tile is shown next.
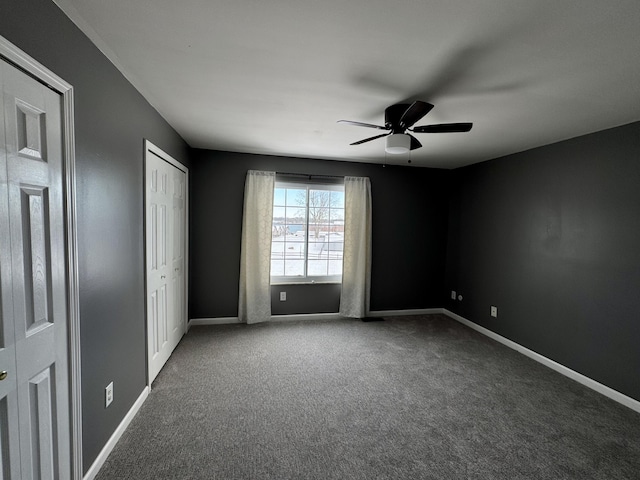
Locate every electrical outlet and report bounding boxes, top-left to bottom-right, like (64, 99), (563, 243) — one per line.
(451, 290), (456, 300)
(280, 291), (286, 301)
(105, 382), (114, 408)
(490, 306), (498, 318)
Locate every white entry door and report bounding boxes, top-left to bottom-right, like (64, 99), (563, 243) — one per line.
(145, 143), (187, 384)
(0, 58), (71, 479)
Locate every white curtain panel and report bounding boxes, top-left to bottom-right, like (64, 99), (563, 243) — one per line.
(238, 170), (275, 324)
(340, 176), (372, 318)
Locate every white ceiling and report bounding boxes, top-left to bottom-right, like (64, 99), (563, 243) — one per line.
(53, 0), (640, 168)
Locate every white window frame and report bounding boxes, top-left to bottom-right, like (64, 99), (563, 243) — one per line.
(271, 180), (344, 285)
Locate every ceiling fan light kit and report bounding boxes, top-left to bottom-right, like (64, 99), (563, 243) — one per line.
(385, 134), (411, 154)
(339, 101), (473, 156)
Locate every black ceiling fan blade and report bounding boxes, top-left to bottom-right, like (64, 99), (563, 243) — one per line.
(338, 120), (388, 130)
(412, 122), (473, 133)
(399, 101), (434, 129)
(408, 134), (422, 151)
(350, 132), (390, 145)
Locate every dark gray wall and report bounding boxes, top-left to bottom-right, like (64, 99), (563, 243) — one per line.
(446, 122), (640, 402)
(1, 0), (191, 472)
(190, 150), (450, 318)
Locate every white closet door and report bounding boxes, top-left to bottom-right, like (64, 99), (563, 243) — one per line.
(146, 148), (186, 384)
(0, 58), (71, 480)
(170, 168), (186, 348)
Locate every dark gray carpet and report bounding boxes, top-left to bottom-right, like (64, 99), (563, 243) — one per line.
(95, 315), (640, 479)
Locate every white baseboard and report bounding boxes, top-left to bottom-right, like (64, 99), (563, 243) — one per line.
(443, 309), (640, 415)
(83, 386), (150, 480)
(190, 313), (342, 325)
(271, 312), (341, 322)
(189, 317), (241, 327)
(189, 309), (444, 327)
(368, 308), (444, 317)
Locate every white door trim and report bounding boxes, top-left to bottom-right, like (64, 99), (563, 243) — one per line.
(0, 35), (82, 479)
(144, 139), (189, 387)
(145, 139), (188, 173)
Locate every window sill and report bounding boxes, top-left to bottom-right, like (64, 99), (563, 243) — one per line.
(271, 280), (342, 286)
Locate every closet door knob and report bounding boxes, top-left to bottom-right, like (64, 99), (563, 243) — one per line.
(0, 371), (7, 381)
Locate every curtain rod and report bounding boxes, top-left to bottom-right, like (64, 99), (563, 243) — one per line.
(276, 172), (344, 180)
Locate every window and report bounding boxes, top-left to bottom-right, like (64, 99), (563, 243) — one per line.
(271, 181), (345, 283)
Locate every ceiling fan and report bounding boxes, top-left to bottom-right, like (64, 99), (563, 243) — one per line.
(338, 101), (472, 154)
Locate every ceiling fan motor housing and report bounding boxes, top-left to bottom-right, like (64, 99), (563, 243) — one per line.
(385, 103), (412, 132)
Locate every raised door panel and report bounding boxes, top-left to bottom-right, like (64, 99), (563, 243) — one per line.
(0, 393), (22, 479)
(24, 368), (57, 480)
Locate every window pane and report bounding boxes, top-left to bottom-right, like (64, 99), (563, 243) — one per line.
(286, 206), (305, 223)
(308, 224), (326, 241)
(286, 189), (306, 207)
(330, 208), (344, 222)
(272, 225), (286, 239)
(309, 207), (330, 227)
(331, 190), (345, 208)
(271, 241), (285, 264)
(327, 231), (342, 242)
(285, 224), (305, 241)
(328, 260), (343, 275)
(284, 259), (304, 276)
(308, 241), (325, 259)
(308, 259), (328, 276)
(274, 188), (286, 206)
(273, 206), (286, 223)
(271, 260), (285, 276)
(283, 242), (305, 259)
(309, 189), (332, 208)
(326, 236), (343, 257)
